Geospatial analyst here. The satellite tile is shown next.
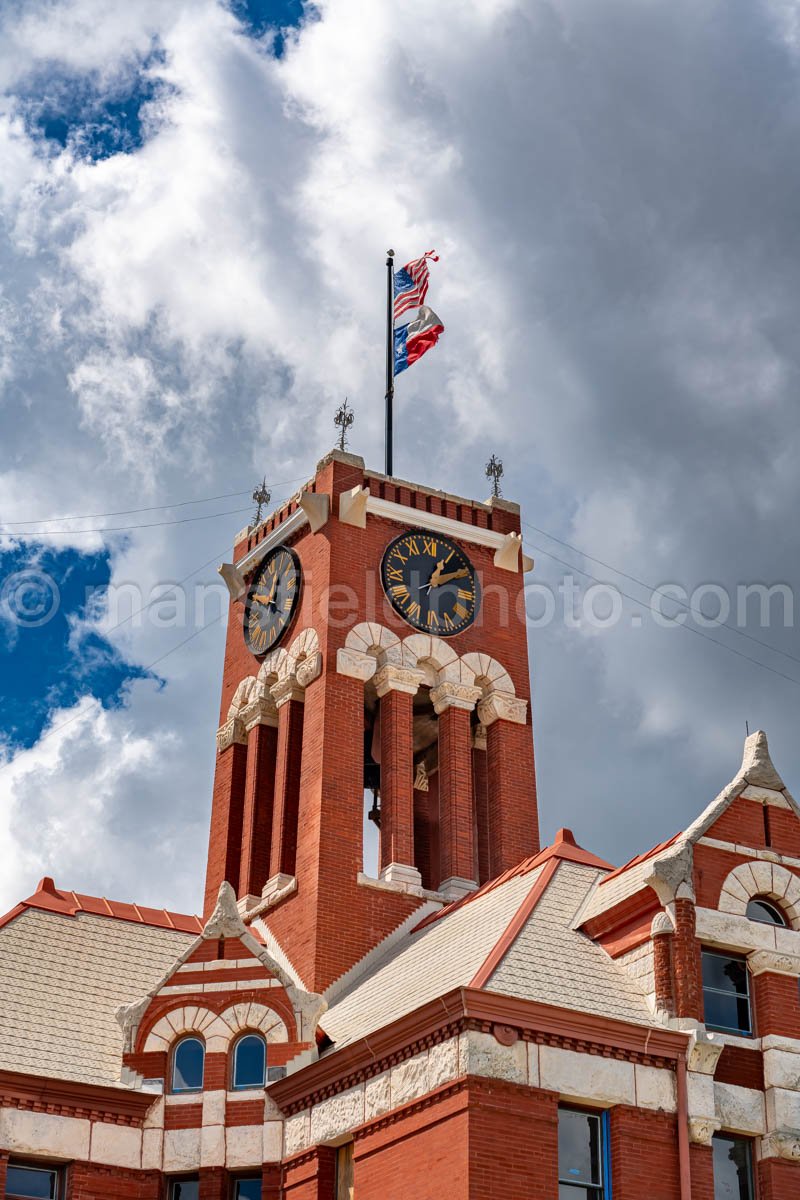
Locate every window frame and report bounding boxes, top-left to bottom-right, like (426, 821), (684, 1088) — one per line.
(701, 948), (753, 1037)
(557, 1105), (612, 1197)
(167, 1177), (200, 1200)
(745, 896), (787, 927)
(5, 1161), (62, 1200)
(231, 1031), (267, 1091)
(170, 1035), (205, 1094)
(231, 1177), (262, 1200)
(712, 1132), (755, 1200)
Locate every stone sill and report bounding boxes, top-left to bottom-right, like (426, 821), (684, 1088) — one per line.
(357, 871), (445, 903)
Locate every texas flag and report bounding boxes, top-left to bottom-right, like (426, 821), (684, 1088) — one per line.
(393, 306), (445, 375)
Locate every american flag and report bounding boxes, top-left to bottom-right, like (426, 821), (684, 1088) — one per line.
(393, 250), (439, 319)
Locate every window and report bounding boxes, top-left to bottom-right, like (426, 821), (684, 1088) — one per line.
(558, 1107), (610, 1198)
(5, 1164), (60, 1199)
(713, 1133), (754, 1199)
(746, 897), (786, 926)
(702, 950), (752, 1036)
(168, 1180), (199, 1200)
(232, 1033), (266, 1090)
(171, 1036), (205, 1092)
(336, 1143), (354, 1200)
(233, 1180), (261, 1200)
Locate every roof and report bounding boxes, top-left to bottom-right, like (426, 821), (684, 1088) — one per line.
(0, 894), (197, 1086)
(0, 876), (203, 934)
(322, 834), (654, 1050)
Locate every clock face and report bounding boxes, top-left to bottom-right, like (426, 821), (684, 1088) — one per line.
(381, 529), (479, 636)
(244, 545), (301, 657)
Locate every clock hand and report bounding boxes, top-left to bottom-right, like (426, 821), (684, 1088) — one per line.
(423, 566), (469, 591)
(252, 579), (279, 608)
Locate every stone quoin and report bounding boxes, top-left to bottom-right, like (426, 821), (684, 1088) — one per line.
(1, 449), (799, 1199)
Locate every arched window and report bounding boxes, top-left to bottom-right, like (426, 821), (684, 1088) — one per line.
(171, 1036), (204, 1093)
(232, 1033), (266, 1090)
(746, 897), (787, 926)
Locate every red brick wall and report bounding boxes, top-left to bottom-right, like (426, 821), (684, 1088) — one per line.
(689, 1144), (714, 1200)
(283, 1146), (336, 1200)
(467, 1077), (558, 1200)
(714, 1044), (764, 1090)
(68, 1163), (161, 1199)
(379, 688), (415, 869)
(653, 930), (674, 1013)
(610, 1106), (680, 1200)
(694, 842), (800, 910)
(439, 705), (475, 886)
(204, 740), (248, 915)
(753, 972), (800, 1039)
(0, 1152), (7, 1197)
(240, 721), (278, 898)
(673, 898), (703, 1020)
(758, 1157), (800, 1199)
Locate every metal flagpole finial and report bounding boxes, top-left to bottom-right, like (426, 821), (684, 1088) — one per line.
(334, 397), (355, 451)
(485, 454), (504, 499)
(252, 477), (271, 526)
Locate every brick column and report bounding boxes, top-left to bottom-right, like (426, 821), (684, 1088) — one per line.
(672, 897), (703, 1021)
(199, 1166), (227, 1200)
(432, 682), (481, 899)
(478, 691), (539, 877)
(749, 953), (800, 1039)
(203, 718), (248, 918)
(268, 680), (306, 883)
(0, 1151), (8, 1198)
(473, 725), (490, 885)
(758, 1156), (800, 1199)
(689, 1144), (714, 1200)
(239, 696), (279, 905)
(651, 912), (675, 1015)
(375, 664), (422, 886)
(283, 1146), (337, 1199)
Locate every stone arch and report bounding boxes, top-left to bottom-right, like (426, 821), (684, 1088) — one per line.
(719, 860), (800, 928)
(461, 652), (515, 697)
(227, 676), (259, 720)
(142, 1005), (218, 1053)
(288, 627), (323, 687)
(402, 633), (466, 687)
(339, 622), (402, 680)
(256, 647), (292, 689)
(204, 1002), (290, 1052)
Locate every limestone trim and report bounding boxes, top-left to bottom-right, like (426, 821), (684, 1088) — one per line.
(430, 682), (482, 714)
(373, 664), (425, 697)
(718, 861), (800, 928)
(689, 1117), (722, 1146)
(747, 949), (800, 977)
(761, 1130), (800, 1161)
(240, 696), (278, 731)
(477, 692), (528, 726)
(0, 1069), (155, 1125)
(235, 504), (308, 575)
(216, 718), (248, 753)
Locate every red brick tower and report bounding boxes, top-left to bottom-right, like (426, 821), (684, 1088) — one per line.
(205, 451), (539, 991)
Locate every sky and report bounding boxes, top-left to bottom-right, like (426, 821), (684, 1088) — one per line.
(2, 0), (800, 916)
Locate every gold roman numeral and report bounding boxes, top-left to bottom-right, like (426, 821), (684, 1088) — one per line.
(391, 584), (410, 600)
(387, 566), (403, 583)
(454, 602), (468, 619)
(404, 599), (421, 622)
(427, 610), (439, 627)
(457, 588), (472, 601)
(443, 612), (454, 629)
(422, 537), (437, 556)
(405, 537), (420, 556)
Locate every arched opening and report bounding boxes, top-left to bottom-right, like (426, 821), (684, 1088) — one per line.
(171, 1036), (204, 1093)
(746, 896), (787, 926)
(232, 1032), (266, 1090)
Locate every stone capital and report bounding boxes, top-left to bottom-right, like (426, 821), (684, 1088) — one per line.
(477, 690), (528, 727)
(336, 646), (376, 682)
(270, 678), (306, 709)
(241, 696), (278, 731)
(216, 717), (248, 753)
(374, 664), (425, 698)
(748, 949), (800, 977)
(380, 862), (423, 888)
(688, 1117), (722, 1146)
(686, 1029), (724, 1075)
(761, 1130), (800, 1162)
(295, 651), (323, 688)
(430, 682), (482, 715)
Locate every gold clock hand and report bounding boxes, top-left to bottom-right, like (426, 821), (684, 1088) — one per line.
(429, 567), (469, 588)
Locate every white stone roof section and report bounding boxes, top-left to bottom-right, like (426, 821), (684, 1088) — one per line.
(578, 852), (667, 923)
(488, 862), (655, 1026)
(0, 908), (194, 1085)
(322, 868), (542, 1047)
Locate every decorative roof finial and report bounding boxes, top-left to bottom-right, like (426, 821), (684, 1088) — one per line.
(334, 397), (355, 452)
(251, 477), (271, 527)
(485, 453), (504, 499)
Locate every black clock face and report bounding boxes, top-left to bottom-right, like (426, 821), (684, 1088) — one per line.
(244, 545), (301, 656)
(381, 529), (479, 636)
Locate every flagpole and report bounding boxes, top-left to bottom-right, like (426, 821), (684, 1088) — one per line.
(385, 248), (395, 477)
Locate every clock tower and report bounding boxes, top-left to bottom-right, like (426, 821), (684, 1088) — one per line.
(205, 450), (539, 992)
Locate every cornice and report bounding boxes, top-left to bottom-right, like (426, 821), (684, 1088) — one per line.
(270, 987), (687, 1115)
(0, 1069), (156, 1124)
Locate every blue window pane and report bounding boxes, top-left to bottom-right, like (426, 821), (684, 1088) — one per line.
(558, 1109), (601, 1186)
(235, 1181), (262, 1200)
(6, 1166), (57, 1199)
(172, 1038), (204, 1091)
(233, 1034), (266, 1089)
(704, 989), (752, 1035)
(746, 899), (786, 926)
(713, 1135), (753, 1199)
(169, 1182), (199, 1200)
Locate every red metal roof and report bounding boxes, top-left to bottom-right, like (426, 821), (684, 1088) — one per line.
(597, 832), (682, 887)
(0, 877), (203, 934)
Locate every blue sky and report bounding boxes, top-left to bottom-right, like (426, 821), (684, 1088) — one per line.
(2, 0), (800, 915)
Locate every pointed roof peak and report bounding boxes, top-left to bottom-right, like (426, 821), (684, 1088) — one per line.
(740, 729), (785, 791)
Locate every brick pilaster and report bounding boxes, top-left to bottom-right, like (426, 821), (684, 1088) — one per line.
(283, 1146), (337, 1199)
(199, 1166), (227, 1200)
(672, 898), (703, 1020)
(433, 686), (479, 892)
(203, 724), (248, 918)
(689, 1143), (715, 1200)
(269, 686), (306, 878)
(758, 1157), (800, 1199)
(472, 735), (490, 885)
(376, 669), (419, 874)
(239, 703), (278, 900)
(483, 716), (540, 877)
(751, 970), (800, 1039)
(652, 920), (675, 1014)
